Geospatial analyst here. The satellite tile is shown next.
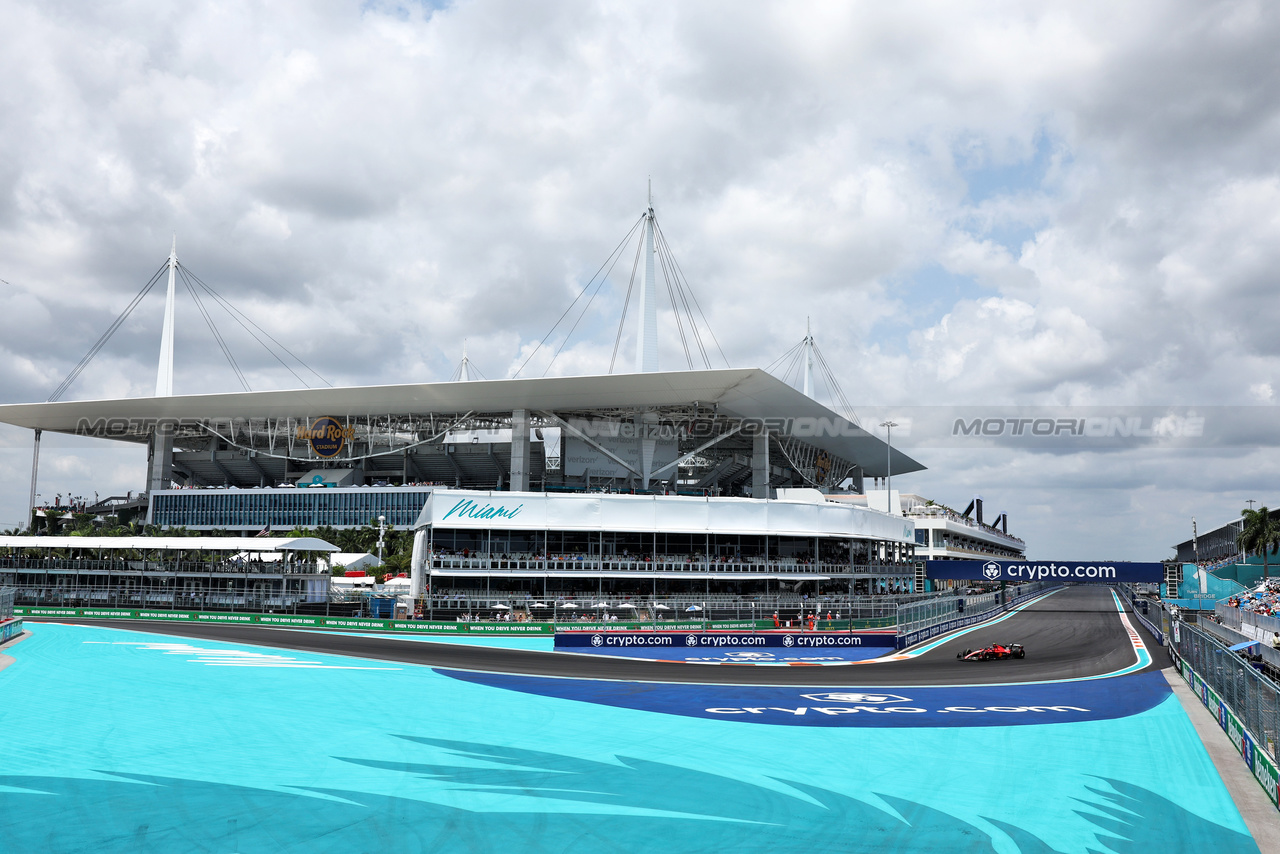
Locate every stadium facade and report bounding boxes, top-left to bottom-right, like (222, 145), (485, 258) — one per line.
(0, 367), (937, 598)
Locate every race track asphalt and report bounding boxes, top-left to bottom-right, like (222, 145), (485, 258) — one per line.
(38, 585), (1168, 687)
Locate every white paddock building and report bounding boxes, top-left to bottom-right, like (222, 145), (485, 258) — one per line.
(411, 488), (917, 600)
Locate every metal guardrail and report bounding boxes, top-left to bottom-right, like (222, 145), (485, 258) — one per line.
(897, 590), (999, 637)
(894, 581), (1056, 648)
(1220, 604), (1280, 639)
(1173, 619), (1280, 759)
(1198, 618), (1280, 675)
(1116, 584), (1167, 644)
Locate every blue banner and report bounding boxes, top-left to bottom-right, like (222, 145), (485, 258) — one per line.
(555, 631), (897, 650)
(926, 559), (1164, 583)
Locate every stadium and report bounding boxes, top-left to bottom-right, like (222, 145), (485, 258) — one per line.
(0, 215), (966, 618)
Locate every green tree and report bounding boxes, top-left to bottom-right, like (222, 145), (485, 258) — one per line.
(382, 551), (411, 575)
(70, 513), (97, 536)
(336, 527), (375, 553)
(42, 509), (65, 534)
(1238, 507), (1280, 581)
(313, 525), (340, 547)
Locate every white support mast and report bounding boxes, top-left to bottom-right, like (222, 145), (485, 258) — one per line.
(459, 340), (472, 382)
(147, 236), (178, 509)
(803, 317), (814, 399)
(634, 181), (659, 373)
(155, 235), (177, 397)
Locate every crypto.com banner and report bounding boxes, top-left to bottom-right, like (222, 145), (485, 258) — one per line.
(926, 559), (1165, 583)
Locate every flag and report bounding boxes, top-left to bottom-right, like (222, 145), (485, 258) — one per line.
(254, 524), (270, 538)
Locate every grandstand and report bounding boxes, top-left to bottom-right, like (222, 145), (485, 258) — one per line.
(1175, 515), (1246, 564)
(0, 536), (337, 613)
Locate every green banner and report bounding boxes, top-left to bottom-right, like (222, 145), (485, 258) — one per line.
(14, 606), (550, 634)
(1254, 745), (1280, 808)
(13, 606), (898, 636)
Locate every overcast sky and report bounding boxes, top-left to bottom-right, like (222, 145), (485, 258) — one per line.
(0, 0), (1276, 558)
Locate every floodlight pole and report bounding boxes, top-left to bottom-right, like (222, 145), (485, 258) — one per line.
(880, 421), (898, 508)
(377, 515), (386, 563)
(1192, 518), (1198, 565)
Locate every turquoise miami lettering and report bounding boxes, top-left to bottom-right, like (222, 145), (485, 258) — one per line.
(442, 499), (524, 521)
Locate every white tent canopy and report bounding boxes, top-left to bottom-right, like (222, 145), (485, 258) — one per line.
(325, 552), (384, 571)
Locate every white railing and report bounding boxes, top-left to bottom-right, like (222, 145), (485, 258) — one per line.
(428, 556), (915, 576)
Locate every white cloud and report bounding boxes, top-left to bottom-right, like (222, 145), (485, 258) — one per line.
(0, 0), (1278, 556)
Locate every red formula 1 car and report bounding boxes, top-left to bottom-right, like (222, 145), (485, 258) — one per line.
(957, 642), (1026, 661)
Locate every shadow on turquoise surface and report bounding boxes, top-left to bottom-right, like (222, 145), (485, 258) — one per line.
(0, 740), (1257, 853)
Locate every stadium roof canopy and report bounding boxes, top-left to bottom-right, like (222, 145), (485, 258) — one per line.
(0, 368), (923, 479)
(0, 536), (339, 552)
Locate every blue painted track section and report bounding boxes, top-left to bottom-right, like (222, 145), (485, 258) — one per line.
(0, 621), (1259, 853)
(555, 645), (888, 662)
(440, 668), (1173, 727)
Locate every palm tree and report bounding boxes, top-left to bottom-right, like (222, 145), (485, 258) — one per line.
(1238, 507), (1280, 581)
(335, 529), (359, 553)
(382, 551), (411, 575)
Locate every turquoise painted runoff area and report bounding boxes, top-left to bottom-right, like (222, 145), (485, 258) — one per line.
(0, 623), (1259, 853)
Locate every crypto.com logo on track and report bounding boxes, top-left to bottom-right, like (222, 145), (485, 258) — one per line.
(800, 693), (910, 704)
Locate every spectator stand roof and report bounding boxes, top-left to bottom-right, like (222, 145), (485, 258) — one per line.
(0, 368), (924, 479)
(0, 537), (338, 552)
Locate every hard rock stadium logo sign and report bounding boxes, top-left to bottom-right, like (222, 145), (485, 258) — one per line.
(295, 417), (356, 458)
